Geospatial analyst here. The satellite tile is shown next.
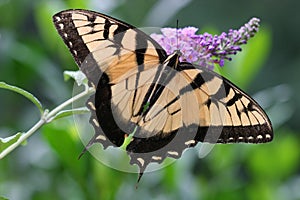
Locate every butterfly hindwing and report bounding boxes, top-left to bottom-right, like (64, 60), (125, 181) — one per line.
(124, 61), (273, 174)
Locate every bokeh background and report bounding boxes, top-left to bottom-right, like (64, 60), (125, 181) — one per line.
(0, 0), (299, 199)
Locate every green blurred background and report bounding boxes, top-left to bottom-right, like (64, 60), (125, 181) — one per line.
(0, 0), (299, 199)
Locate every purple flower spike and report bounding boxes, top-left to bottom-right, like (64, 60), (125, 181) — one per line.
(150, 17), (260, 70)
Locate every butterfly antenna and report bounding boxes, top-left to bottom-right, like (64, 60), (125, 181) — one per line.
(176, 19), (179, 50)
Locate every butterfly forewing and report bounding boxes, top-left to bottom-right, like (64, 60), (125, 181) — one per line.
(53, 9), (166, 85)
(179, 62), (273, 143)
(53, 9), (167, 147)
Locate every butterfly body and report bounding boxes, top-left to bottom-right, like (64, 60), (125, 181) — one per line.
(53, 9), (273, 181)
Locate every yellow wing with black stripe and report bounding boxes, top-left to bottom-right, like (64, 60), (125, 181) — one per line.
(53, 9), (273, 182)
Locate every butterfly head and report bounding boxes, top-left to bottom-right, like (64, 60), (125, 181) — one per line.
(174, 49), (182, 57)
(164, 50), (182, 69)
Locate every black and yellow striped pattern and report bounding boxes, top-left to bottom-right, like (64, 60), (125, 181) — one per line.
(53, 9), (273, 179)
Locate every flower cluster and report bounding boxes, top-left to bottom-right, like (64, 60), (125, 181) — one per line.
(150, 17), (260, 70)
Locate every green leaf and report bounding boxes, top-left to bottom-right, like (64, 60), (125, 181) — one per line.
(51, 107), (90, 121)
(42, 120), (88, 185)
(0, 132), (22, 154)
(0, 82), (43, 115)
(64, 70), (87, 86)
(0, 196), (9, 200)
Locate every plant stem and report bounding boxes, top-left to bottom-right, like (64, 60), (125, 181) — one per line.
(0, 119), (45, 159)
(0, 86), (94, 159)
(46, 86), (94, 122)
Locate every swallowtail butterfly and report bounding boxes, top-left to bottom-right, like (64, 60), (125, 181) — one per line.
(53, 9), (273, 182)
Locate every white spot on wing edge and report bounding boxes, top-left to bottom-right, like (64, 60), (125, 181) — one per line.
(152, 156), (162, 161)
(266, 134), (272, 139)
(58, 23), (64, 30)
(257, 135), (263, 139)
(96, 135), (106, 141)
(137, 158), (145, 167)
(167, 151), (179, 156)
(68, 41), (73, 48)
(185, 140), (196, 146)
(87, 102), (96, 110)
(247, 136), (254, 140)
(54, 16), (61, 21)
(92, 118), (100, 127)
(73, 50), (78, 56)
